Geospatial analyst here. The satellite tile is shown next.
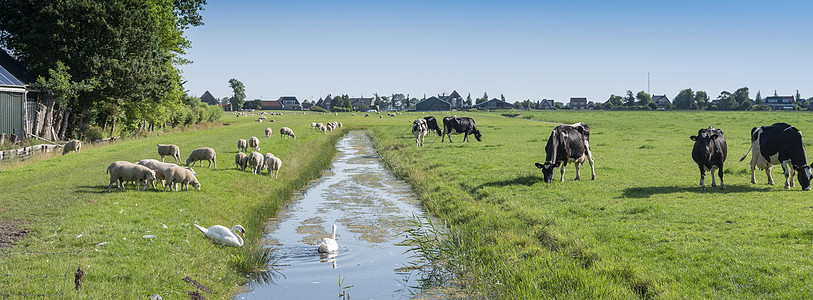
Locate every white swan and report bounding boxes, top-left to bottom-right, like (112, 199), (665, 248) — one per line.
(317, 224), (339, 253)
(194, 224), (245, 247)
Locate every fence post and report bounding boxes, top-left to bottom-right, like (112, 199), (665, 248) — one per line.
(1, 133), (5, 144)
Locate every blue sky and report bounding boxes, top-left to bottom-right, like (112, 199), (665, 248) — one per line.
(179, 1), (812, 104)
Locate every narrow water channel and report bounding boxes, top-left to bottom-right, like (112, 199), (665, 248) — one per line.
(236, 131), (431, 299)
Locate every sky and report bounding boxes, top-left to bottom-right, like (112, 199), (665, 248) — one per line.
(179, 0), (813, 104)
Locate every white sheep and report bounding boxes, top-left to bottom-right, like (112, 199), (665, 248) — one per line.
(106, 162), (156, 192)
(156, 144), (181, 162)
(235, 152), (248, 171)
(338, 122), (342, 128)
(280, 127), (296, 139)
(237, 139), (248, 152)
(249, 136), (261, 151)
(62, 140), (82, 155)
(257, 119), (263, 123)
(247, 151), (264, 174)
(137, 159), (196, 189)
(318, 124), (327, 133)
(263, 153), (282, 178)
(163, 167), (201, 191)
(265, 128), (273, 137)
(186, 147), (217, 168)
(311, 122), (317, 128)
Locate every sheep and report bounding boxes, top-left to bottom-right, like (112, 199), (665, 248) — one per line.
(265, 128), (273, 137)
(186, 147), (217, 168)
(62, 140), (82, 155)
(263, 153), (282, 178)
(338, 122), (343, 128)
(311, 122), (317, 128)
(107, 162), (156, 192)
(249, 136), (261, 151)
(235, 152), (248, 170)
(318, 124), (327, 133)
(280, 127), (296, 139)
(257, 119), (263, 123)
(325, 123), (334, 132)
(351, 113), (356, 116)
(163, 167), (201, 191)
(138, 159), (195, 189)
(237, 139), (248, 152)
(156, 144), (181, 162)
(247, 151), (264, 174)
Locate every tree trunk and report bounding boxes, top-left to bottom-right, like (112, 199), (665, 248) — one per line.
(40, 93), (55, 140)
(53, 107), (64, 140)
(109, 118), (116, 137)
(58, 107), (71, 141)
(33, 103), (46, 138)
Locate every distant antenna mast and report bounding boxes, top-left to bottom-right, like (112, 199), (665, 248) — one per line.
(647, 72), (650, 94)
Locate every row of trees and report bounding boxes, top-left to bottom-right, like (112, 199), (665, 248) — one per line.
(0, 0), (211, 140)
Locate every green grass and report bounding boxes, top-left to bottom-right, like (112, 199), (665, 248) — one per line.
(4, 110), (813, 299)
(367, 110), (813, 299)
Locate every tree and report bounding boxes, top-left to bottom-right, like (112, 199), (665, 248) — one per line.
(624, 90), (635, 107)
(733, 87), (750, 107)
(606, 94), (623, 108)
(694, 91), (709, 109)
(717, 91), (737, 110)
(229, 78), (246, 111)
(636, 91), (652, 106)
(673, 89), (694, 109)
(755, 90), (763, 105)
(797, 90), (802, 102)
(466, 93), (473, 106)
(476, 92), (488, 104)
(30, 61), (96, 140)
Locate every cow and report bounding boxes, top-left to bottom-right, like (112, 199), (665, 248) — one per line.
(441, 116), (482, 142)
(423, 116), (442, 137)
(690, 126), (727, 191)
(534, 122), (595, 183)
(739, 122), (813, 190)
(412, 119), (429, 146)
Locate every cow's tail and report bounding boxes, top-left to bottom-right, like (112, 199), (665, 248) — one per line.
(739, 142), (753, 162)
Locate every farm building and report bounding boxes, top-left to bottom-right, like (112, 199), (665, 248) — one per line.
(569, 97), (589, 109)
(540, 99), (555, 110)
(439, 90), (464, 109)
(474, 98), (516, 110)
(0, 51), (39, 140)
(764, 96), (795, 110)
(652, 95), (671, 109)
(349, 97), (374, 111)
(261, 100), (283, 110)
(279, 96), (302, 110)
(415, 96), (451, 111)
(200, 91), (218, 105)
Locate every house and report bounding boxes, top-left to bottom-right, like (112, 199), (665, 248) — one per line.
(474, 98), (516, 110)
(278, 96), (301, 110)
(261, 100), (283, 110)
(540, 99), (555, 110)
(0, 51), (39, 140)
(439, 90), (464, 109)
(569, 97), (588, 110)
(415, 97), (451, 111)
(349, 97), (374, 111)
(200, 91), (218, 105)
(314, 94), (332, 110)
(764, 96), (795, 110)
(652, 95), (671, 109)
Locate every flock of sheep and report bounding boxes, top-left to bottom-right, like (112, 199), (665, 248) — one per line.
(105, 145), (213, 192)
(311, 121), (342, 133)
(235, 135), (283, 177)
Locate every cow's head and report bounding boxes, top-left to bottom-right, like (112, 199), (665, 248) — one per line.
(793, 164), (813, 191)
(472, 129), (482, 142)
(690, 128), (718, 160)
(535, 161), (560, 183)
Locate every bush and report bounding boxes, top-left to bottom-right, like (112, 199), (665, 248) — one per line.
(86, 126), (105, 141)
(309, 106), (328, 113)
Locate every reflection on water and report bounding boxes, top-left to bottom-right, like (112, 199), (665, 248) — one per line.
(236, 131), (437, 299)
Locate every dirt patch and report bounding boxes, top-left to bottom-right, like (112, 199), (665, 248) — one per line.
(0, 221), (29, 248)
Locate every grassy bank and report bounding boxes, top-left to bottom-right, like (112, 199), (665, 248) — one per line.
(368, 111), (813, 299)
(0, 113), (353, 298)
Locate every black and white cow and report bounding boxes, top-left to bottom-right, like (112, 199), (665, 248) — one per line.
(739, 122), (813, 190)
(534, 122), (595, 183)
(690, 126), (727, 191)
(412, 118), (429, 147)
(441, 116), (482, 142)
(423, 116), (442, 137)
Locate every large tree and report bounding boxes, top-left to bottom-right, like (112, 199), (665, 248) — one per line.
(694, 91), (709, 109)
(673, 88), (694, 109)
(0, 0), (206, 138)
(636, 91), (652, 107)
(228, 78), (245, 111)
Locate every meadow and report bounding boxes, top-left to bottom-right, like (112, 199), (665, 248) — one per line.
(2, 110), (813, 299)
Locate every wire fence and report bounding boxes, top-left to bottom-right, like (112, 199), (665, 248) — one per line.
(1, 249), (82, 298)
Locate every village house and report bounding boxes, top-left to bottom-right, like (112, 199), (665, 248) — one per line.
(474, 98), (516, 110)
(569, 97), (589, 110)
(540, 99), (555, 110)
(415, 96), (451, 111)
(200, 91), (218, 105)
(764, 96), (795, 110)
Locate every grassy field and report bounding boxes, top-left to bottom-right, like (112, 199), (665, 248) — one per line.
(3, 110), (813, 299)
(368, 110), (813, 299)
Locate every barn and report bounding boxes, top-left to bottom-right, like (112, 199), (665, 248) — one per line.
(0, 51), (38, 141)
(415, 96), (451, 111)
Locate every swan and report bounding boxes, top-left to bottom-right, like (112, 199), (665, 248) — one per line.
(317, 224), (339, 253)
(194, 224), (245, 247)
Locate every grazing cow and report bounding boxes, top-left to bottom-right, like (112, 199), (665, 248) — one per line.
(690, 126), (727, 190)
(412, 119), (429, 146)
(534, 122), (595, 183)
(739, 122), (813, 190)
(441, 117), (482, 142)
(423, 116), (442, 137)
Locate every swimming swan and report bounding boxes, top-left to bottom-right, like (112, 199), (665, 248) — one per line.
(194, 224), (245, 247)
(318, 224), (339, 253)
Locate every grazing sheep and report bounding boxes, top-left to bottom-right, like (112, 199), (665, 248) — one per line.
(265, 128), (273, 137)
(325, 123), (334, 132)
(186, 147), (217, 168)
(338, 122), (342, 128)
(257, 119), (263, 123)
(247, 151), (264, 174)
(163, 167), (201, 191)
(318, 124), (327, 133)
(235, 152), (248, 170)
(351, 113), (356, 116)
(311, 122), (317, 128)
(107, 162), (156, 192)
(156, 144), (181, 162)
(138, 159), (196, 189)
(237, 139), (248, 152)
(62, 140), (82, 155)
(263, 153), (282, 178)
(280, 127), (296, 139)
(249, 136), (261, 151)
